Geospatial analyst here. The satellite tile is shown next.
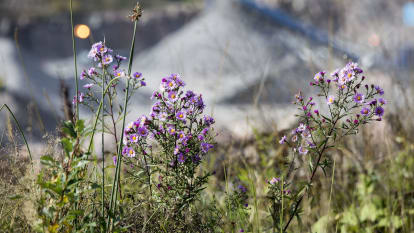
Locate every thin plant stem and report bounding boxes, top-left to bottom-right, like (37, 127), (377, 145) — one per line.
(328, 159), (336, 206)
(87, 77), (122, 155)
(283, 117), (340, 231)
(107, 19), (138, 231)
(101, 62), (106, 220)
(280, 175), (284, 233)
(70, 0), (79, 121)
(0, 104), (33, 172)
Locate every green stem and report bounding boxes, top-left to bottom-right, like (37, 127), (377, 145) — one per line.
(0, 104), (33, 172)
(70, 0), (79, 121)
(280, 175), (284, 233)
(87, 77), (121, 155)
(107, 19), (138, 231)
(101, 63), (106, 220)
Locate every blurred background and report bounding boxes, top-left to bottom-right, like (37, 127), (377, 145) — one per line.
(2, 1), (414, 231)
(0, 0), (413, 143)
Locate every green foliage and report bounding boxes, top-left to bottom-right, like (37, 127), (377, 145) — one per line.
(335, 174), (404, 233)
(35, 120), (99, 232)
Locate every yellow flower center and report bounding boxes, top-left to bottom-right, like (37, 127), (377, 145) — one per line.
(179, 114), (183, 118)
(171, 94), (176, 99)
(347, 73), (352, 78)
(169, 82), (173, 87)
(129, 150), (134, 154)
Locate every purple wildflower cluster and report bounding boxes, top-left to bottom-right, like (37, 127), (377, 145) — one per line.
(74, 41), (145, 105)
(272, 63), (386, 224)
(281, 62), (386, 152)
(121, 74), (216, 196)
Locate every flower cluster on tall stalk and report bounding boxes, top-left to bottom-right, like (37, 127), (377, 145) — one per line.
(78, 41), (145, 144)
(121, 74), (216, 215)
(270, 62), (386, 232)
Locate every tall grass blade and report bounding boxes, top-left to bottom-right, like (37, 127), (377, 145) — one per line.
(0, 104), (33, 171)
(70, 0), (79, 121)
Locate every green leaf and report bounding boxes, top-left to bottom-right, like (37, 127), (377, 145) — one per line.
(62, 120), (76, 138)
(61, 138), (73, 153)
(360, 202), (378, 222)
(75, 119), (85, 135)
(72, 159), (90, 169)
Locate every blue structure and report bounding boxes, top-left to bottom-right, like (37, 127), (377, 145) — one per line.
(238, 0), (359, 61)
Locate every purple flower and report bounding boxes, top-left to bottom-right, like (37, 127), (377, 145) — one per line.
(297, 123), (306, 132)
(176, 111), (186, 121)
(114, 69), (126, 78)
(313, 71), (324, 82)
(239, 229), (244, 233)
(102, 54), (113, 65)
(270, 177), (280, 185)
(177, 153), (186, 163)
(83, 83), (94, 89)
(298, 146), (308, 155)
(88, 42), (106, 60)
(192, 154), (201, 163)
(238, 184), (247, 193)
(130, 134), (139, 143)
(198, 134), (205, 141)
(204, 115), (215, 126)
(301, 129), (311, 138)
(158, 112), (168, 122)
(279, 135), (286, 144)
(166, 79), (176, 90)
(80, 70), (87, 80)
(168, 126), (176, 135)
(72, 92), (85, 104)
(174, 146), (180, 155)
(88, 67), (96, 76)
(338, 84), (347, 90)
(360, 107), (370, 116)
(201, 142), (213, 153)
(115, 54), (127, 61)
(133, 72), (142, 79)
(374, 106), (384, 117)
(168, 91), (178, 102)
(95, 42), (107, 54)
(126, 147), (135, 157)
(201, 127), (209, 135)
(186, 90), (195, 98)
(122, 146), (128, 155)
(378, 98), (387, 105)
(112, 156), (117, 165)
(137, 127), (149, 137)
(370, 99), (378, 106)
(140, 80), (146, 86)
(374, 85), (384, 95)
(327, 95), (335, 105)
(353, 93), (365, 104)
(177, 131), (186, 141)
(195, 95), (205, 110)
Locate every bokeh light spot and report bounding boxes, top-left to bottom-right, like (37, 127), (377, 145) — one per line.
(74, 24), (90, 39)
